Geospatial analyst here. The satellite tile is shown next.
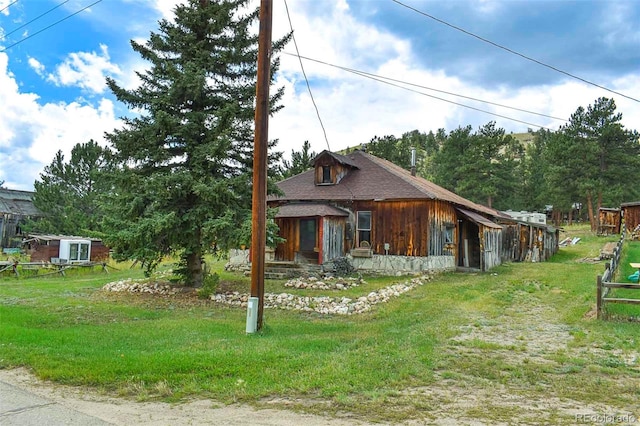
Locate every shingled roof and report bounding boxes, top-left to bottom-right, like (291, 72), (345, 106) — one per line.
(0, 189), (42, 217)
(272, 150), (502, 218)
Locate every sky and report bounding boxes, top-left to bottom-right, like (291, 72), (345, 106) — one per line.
(0, 0), (639, 191)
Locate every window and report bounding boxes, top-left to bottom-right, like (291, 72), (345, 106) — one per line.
(69, 243), (79, 261)
(357, 211), (371, 246)
(444, 224), (455, 244)
(322, 166), (332, 184)
(79, 243), (90, 261)
(69, 242), (90, 261)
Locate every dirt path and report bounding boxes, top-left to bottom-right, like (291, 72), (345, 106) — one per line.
(0, 368), (370, 426)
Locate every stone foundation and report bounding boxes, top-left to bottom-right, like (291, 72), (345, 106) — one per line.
(349, 254), (455, 275)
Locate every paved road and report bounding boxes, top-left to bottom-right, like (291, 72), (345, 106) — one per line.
(0, 379), (112, 425)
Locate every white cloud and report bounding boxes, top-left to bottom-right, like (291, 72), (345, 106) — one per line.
(27, 57), (45, 76)
(47, 44), (121, 94)
(268, 1), (640, 161)
(0, 0), (12, 16)
(152, 0), (186, 20)
(0, 52), (121, 190)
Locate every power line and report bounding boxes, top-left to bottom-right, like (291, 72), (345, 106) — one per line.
(0, 0), (18, 15)
(390, 0), (640, 104)
(2, 0), (70, 40)
(286, 52), (567, 123)
(0, 0), (102, 53)
(282, 0), (331, 151)
(284, 52), (558, 131)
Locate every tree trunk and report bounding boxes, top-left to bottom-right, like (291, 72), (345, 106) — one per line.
(186, 249), (204, 288)
(586, 191), (596, 231)
(487, 195), (493, 209)
(568, 209), (573, 226)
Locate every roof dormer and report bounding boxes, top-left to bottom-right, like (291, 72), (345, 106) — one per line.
(313, 151), (359, 186)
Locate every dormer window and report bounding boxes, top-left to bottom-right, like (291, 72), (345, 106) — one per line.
(322, 166), (331, 183)
(313, 150), (359, 185)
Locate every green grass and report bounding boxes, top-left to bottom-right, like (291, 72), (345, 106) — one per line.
(1, 227), (639, 423)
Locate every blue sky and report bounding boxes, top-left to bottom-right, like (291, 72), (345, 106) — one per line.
(1, 0), (639, 191)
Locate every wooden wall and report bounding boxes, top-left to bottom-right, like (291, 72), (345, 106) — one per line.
(598, 209), (621, 235)
(314, 158), (351, 185)
(623, 205), (640, 231)
(28, 240), (110, 262)
(322, 217), (345, 263)
(348, 199), (457, 258)
(482, 227), (503, 271)
(275, 218), (298, 262)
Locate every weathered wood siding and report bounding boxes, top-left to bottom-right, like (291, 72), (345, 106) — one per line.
(349, 199), (457, 259)
(499, 220), (559, 263)
(481, 227), (502, 271)
(322, 217), (346, 262)
(622, 205), (640, 231)
(314, 158), (351, 185)
(275, 218), (298, 261)
(598, 208), (621, 235)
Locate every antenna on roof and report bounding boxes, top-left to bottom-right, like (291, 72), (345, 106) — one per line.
(410, 147), (416, 176)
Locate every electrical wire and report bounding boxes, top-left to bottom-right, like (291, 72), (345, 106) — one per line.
(2, 0), (70, 40)
(0, 0), (18, 15)
(283, 0), (331, 151)
(286, 52), (567, 123)
(0, 0), (102, 52)
(390, 0), (640, 103)
(284, 52), (558, 131)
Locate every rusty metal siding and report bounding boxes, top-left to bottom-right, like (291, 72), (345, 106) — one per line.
(322, 217), (346, 262)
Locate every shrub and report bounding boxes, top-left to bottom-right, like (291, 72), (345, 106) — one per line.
(197, 272), (219, 299)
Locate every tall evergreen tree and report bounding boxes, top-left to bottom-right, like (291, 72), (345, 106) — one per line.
(432, 125), (474, 193)
(546, 97), (640, 230)
(521, 129), (552, 212)
(103, 0), (288, 286)
(31, 140), (112, 235)
(281, 140), (316, 178)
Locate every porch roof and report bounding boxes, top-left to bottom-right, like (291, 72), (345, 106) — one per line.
(457, 208), (503, 229)
(275, 203), (349, 218)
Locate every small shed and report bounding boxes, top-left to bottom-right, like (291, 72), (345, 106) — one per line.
(0, 189), (43, 248)
(24, 234), (109, 263)
(597, 207), (621, 235)
(621, 201), (640, 233)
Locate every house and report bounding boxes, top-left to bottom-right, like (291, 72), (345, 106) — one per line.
(0, 189), (43, 248)
(268, 150), (559, 274)
(23, 234), (109, 263)
(621, 201), (640, 232)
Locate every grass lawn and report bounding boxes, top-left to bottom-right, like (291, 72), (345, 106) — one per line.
(1, 225), (639, 424)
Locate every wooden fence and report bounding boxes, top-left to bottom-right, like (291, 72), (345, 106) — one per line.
(596, 226), (640, 319)
(0, 261), (110, 278)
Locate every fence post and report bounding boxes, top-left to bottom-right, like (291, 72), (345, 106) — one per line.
(596, 274), (603, 319)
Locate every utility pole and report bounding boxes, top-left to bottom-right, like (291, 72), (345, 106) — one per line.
(250, 0), (272, 332)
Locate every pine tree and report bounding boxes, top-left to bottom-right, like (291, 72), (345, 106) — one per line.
(281, 140), (316, 178)
(31, 140), (112, 235)
(103, 0), (287, 286)
(546, 98), (640, 230)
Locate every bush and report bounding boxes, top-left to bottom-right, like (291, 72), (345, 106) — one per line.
(197, 272), (219, 299)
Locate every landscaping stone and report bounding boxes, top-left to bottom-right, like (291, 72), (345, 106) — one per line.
(102, 273), (435, 315)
